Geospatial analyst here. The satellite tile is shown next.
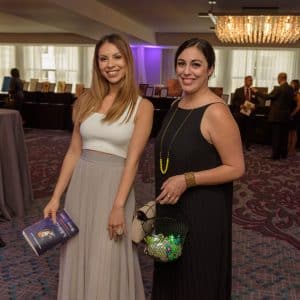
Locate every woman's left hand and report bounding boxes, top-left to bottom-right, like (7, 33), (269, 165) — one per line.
(156, 174), (187, 205)
(108, 206), (126, 241)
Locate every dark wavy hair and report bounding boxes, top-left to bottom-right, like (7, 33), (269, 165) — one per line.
(10, 68), (20, 78)
(174, 38), (215, 71)
(291, 79), (299, 92)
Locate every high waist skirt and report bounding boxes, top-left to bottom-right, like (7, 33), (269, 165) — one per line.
(58, 150), (145, 300)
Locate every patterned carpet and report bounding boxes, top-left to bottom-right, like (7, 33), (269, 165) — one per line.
(233, 152), (300, 250)
(0, 128), (299, 299)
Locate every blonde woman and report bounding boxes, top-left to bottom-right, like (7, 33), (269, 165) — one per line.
(44, 34), (153, 300)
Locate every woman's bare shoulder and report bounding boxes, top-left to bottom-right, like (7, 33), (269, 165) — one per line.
(139, 97), (154, 110)
(205, 98), (232, 120)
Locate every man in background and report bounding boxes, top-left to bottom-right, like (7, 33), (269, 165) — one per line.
(231, 75), (259, 151)
(255, 72), (294, 160)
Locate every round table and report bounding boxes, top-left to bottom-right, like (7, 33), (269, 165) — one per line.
(0, 109), (33, 219)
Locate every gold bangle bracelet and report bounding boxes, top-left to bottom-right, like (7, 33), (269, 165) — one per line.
(184, 172), (196, 188)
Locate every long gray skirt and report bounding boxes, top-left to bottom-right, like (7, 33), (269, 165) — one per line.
(58, 150), (145, 300)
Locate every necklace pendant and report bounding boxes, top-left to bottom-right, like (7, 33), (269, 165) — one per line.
(159, 106), (194, 176)
(160, 155), (169, 175)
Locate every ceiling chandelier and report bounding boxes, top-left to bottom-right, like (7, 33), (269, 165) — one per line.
(215, 15), (300, 44)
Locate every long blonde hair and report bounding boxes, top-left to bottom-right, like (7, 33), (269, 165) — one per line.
(73, 34), (139, 124)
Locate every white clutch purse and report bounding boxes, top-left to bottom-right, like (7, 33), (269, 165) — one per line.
(131, 200), (156, 244)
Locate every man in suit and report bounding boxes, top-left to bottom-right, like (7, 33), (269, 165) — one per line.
(231, 75), (259, 151)
(255, 72), (294, 160)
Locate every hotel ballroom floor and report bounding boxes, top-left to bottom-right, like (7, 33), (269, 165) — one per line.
(0, 128), (299, 300)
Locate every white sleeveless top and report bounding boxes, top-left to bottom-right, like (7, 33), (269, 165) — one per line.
(80, 97), (142, 158)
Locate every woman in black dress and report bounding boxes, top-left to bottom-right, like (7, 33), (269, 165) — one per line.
(152, 38), (245, 300)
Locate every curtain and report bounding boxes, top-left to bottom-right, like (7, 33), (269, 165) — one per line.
(81, 46), (94, 88)
(229, 49), (256, 92)
(55, 46), (79, 92)
(255, 50), (298, 91)
(208, 49), (224, 88)
(0, 46), (16, 90)
(131, 46), (147, 84)
(161, 48), (176, 85)
(22, 46), (43, 81)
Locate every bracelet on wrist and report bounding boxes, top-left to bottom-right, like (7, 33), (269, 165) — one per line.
(184, 172), (196, 188)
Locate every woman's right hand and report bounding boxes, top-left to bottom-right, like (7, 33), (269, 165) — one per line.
(43, 197), (60, 223)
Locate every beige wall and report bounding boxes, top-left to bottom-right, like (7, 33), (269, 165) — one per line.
(0, 33), (96, 45)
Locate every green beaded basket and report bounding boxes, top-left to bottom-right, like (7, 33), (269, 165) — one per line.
(144, 217), (188, 262)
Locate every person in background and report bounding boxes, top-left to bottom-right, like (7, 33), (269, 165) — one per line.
(152, 38), (245, 300)
(9, 68), (24, 113)
(43, 33), (153, 300)
(288, 79), (300, 156)
(255, 72), (294, 160)
(231, 75), (259, 151)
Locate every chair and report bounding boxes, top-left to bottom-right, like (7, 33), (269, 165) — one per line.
(1, 76), (11, 92)
(64, 83), (72, 93)
(254, 87), (268, 94)
(48, 83), (56, 92)
(29, 79), (38, 91)
(35, 82), (43, 92)
(166, 79), (182, 97)
(41, 82), (50, 93)
(56, 81), (66, 93)
(221, 94), (229, 104)
(254, 87), (268, 107)
(139, 83), (149, 96)
(23, 81), (29, 91)
(153, 85), (165, 97)
(75, 84), (85, 97)
(145, 86), (154, 97)
(160, 87), (168, 97)
(209, 87), (223, 97)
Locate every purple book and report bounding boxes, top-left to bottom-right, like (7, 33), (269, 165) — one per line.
(22, 209), (79, 256)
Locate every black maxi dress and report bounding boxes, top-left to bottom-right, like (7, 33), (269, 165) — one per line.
(152, 102), (233, 300)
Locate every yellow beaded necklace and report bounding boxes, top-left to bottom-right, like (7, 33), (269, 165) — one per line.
(159, 106), (194, 174)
